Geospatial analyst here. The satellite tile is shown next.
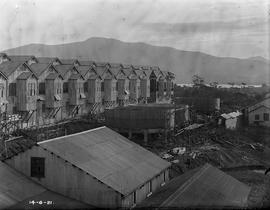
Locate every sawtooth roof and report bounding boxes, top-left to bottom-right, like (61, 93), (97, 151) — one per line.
(17, 72), (36, 80)
(37, 57), (61, 64)
(0, 61), (25, 77)
(132, 65), (141, 70)
(54, 65), (76, 78)
(109, 63), (123, 68)
(30, 63), (51, 77)
(109, 66), (124, 77)
(38, 126), (171, 196)
(79, 60), (96, 66)
(76, 65), (92, 77)
(60, 59), (79, 65)
(95, 62), (109, 67)
(46, 73), (63, 80)
(8, 55), (36, 62)
(69, 73), (83, 80)
(94, 66), (115, 79)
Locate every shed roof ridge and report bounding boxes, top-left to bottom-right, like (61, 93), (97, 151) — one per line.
(248, 104), (270, 113)
(159, 163), (211, 207)
(38, 126), (106, 145)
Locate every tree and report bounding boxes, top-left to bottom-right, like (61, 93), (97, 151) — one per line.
(192, 75), (205, 87)
(241, 82), (246, 88)
(228, 82), (235, 88)
(210, 81), (218, 88)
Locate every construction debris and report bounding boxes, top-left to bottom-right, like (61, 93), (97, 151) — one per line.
(172, 147), (186, 155)
(161, 153), (173, 159)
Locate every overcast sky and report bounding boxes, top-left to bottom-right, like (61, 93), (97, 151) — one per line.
(0, 0), (269, 59)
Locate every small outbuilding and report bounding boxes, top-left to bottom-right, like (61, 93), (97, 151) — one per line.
(218, 111), (242, 130)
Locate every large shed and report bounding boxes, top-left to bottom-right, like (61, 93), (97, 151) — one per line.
(4, 126), (171, 208)
(137, 163), (251, 209)
(0, 161), (93, 209)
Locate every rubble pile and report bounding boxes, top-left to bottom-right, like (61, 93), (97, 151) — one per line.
(158, 125), (266, 171)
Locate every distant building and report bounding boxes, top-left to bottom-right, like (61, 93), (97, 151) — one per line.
(247, 93), (270, 127)
(218, 111), (242, 130)
(4, 126), (171, 208)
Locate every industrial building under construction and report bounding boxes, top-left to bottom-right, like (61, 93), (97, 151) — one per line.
(0, 53), (175, 141)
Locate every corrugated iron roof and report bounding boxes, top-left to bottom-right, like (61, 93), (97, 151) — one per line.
(139, 164), (251, 208)
(134, 70), (145, 77)
(249, 105), (270, 113)
(137, 167), (201, 208)
(95, 62), (109, 67)
(94, 66), (116, 79)
(0, 61), (24, 77)
(60, 59), (79, 65)
(46, 73), (63, 80)
(17, 72), (36, 80)
(132, 65), (141, 70)
(109, 63), (123, 68)
(122, 68), (132, 76)
(78, 60), (96, 66)
(38, 126), (171, 196)
(109, 67), (125, 77)
(30, 63), (51, 77)
(122, 64), (132, 69)
(8, 55), (35, 62)
(69, 73), (83, 80)
(37, 57), (61, 64)
(221, 111), (242, 119)
(76, 65), (92, 77)
(54, 65), (75, 78)
(0, 161), (93, 209)
(140, 65), (151, 70)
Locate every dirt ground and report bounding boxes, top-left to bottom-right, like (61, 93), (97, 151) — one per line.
(227, 170), (270, 208)
(132, 125), (270, 208)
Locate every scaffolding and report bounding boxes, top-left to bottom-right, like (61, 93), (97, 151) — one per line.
(0, 112), (21, 139)
(0, 112), (22, 159)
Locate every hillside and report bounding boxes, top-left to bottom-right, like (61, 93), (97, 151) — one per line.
(2, 37), (270, 84)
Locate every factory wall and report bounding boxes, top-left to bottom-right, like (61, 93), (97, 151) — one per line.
(121, 169), (170, 208)
(4, 146), (122, 208)
(5, 145), (170, 208)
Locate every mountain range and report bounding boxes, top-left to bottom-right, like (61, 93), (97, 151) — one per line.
(2, 37), (269, 84)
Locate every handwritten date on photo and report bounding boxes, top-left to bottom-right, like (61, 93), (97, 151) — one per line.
(29, 200), (53, 205)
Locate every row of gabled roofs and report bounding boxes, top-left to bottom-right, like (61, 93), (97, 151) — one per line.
(0, 53), (175, 80)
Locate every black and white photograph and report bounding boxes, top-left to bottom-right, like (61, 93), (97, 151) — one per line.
(0, 0), (270, 209)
